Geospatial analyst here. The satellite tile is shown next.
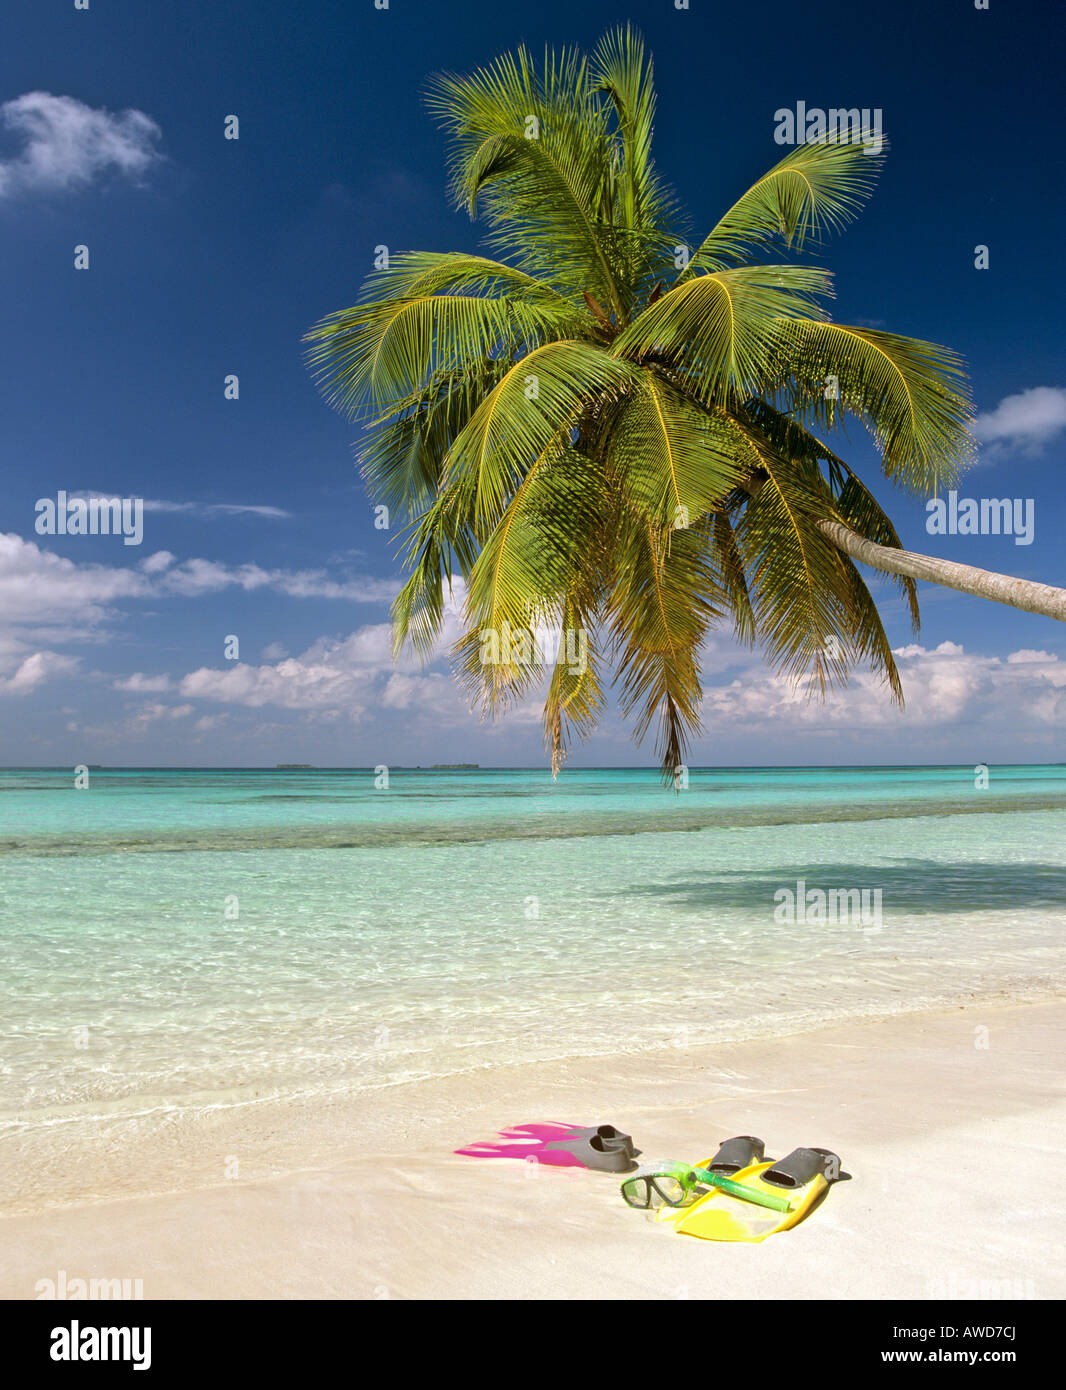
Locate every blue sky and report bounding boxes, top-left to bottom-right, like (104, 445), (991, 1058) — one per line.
(1, 0), (1064, 768)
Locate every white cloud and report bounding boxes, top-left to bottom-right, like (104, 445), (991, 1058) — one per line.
(157, 558), (398, 602)
(894, 640), (964, 659)
(0, 92), (161, 198)
(181, 656), (372, 714)
(0, 532), (403, 699)
(139, 500), (292, 519)
(177, 626), (404, 712)
(379, 670), (456, 710)
(140, 551), (175, 573)
(73, 493), (292, 520)
(258, 571), (399, 602)
(0, 532), (398, 629)
(1006, 649), (1057, 664)
(700, 642), (1066, 732)
(0, 532), (149, 627)
(130, 702), (193, 725)
(159, 558), (256, 598)
(113, 672), (172, 693)
(0, 650), (79, 695)
(975, 387), (1066, 458)
(175, 584), (470, 719)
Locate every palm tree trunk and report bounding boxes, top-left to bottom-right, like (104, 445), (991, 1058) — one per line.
(817, 519), (1066, 623)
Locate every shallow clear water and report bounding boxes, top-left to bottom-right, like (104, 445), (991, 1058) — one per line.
(1, 765), (1064, 1131)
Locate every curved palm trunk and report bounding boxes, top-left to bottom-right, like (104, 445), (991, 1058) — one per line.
(817, 519), (1066, 623)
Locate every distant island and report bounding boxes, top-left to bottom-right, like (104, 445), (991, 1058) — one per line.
(430, 763), (479, 770)
(275, 764), (315, 769)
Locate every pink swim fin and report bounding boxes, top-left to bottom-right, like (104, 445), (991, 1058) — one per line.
(455, 1121), (637, 1171)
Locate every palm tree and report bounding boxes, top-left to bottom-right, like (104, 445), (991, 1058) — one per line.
(305, 27), (1066, 776)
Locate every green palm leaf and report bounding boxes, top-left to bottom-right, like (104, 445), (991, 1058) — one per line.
(607, 370), (748, 525)
(728, 422), (855, 692)
(361, 361), (512, 514)
(610, 519), (724, 774)
(428, 45), (626, 316)
(743, 397), (920, 629)
(613, 265), (832, 405)
(684, 134), (885, 273)
(359, 250), (582, 309)
(543, 593), (607, 776)
(443, 340), (640, 533)
(305, 292), (574, 414)
(776, 321), (975, 491)
(590, 26), (676, 289)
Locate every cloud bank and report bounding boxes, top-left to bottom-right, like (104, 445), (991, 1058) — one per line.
(0, 533), (401, 694)
(702, 641), (1066, 733)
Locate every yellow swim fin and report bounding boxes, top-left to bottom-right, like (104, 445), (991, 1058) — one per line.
(665, 1147), (838, 1243)
(655, 1135), (769, 1230)
(655, 1156), (766, 1230)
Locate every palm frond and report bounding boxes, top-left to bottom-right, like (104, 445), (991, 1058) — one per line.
(443, 339), (640, 534)
(361, 360), (512, 515)
(391, 479), (480, 659)
(684, 134), (885, 272)
(305, 291), (575, 415)
(728, 422), (855, 694)
(463, 448), (591, 644)
(774, 321), (975, 492)
(606, 370), (748, 525)
(612, 265), (832, 405)
(357, 250), (582, 309)
(590, 26), (677, 286)
(427, 45), (626, 316)
(543, 592), (606, 777)
(708, 510), (757, 644)
(609, 520), (723, 775)
(742, 397), (920, 629)
(458, 462), (615, 772)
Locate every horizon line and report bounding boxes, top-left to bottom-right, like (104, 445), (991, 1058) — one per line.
(2, 762), (1060, 773)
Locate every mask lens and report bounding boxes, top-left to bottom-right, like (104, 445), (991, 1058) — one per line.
(621, 1177), (651, 1209)
(653, 1175), (687, 1207)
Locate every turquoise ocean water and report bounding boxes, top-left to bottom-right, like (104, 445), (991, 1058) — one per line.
(1, 765), (1065, 1139)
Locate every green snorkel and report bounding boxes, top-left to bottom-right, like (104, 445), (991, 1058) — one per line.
(620, 1160), (793, 1213)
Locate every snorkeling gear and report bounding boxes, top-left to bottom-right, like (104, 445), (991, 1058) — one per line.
(661, 1145), (841, 1242)
(621, 1158), (791, 1212)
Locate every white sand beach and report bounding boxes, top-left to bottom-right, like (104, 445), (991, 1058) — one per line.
(3, 997), (1064, 1300)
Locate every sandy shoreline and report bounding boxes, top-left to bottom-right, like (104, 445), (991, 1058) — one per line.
(2, 996), (1064, 1299)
